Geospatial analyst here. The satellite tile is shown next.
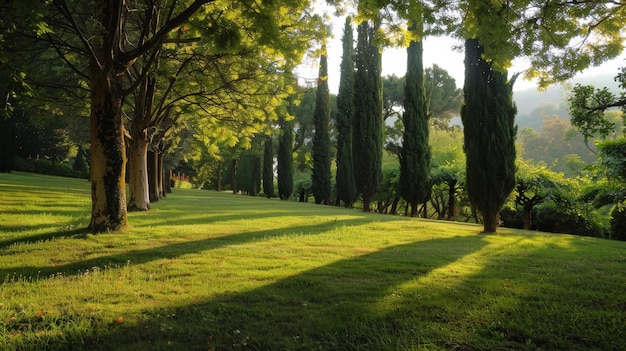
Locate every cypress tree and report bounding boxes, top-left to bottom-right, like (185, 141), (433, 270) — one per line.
(277, 100), (294, 200)
(311, 45), (332, 205)
(335, 17), (358, 208)
(461, 38), (517, 232)
(353, 20), (383, 212)
(262, 134), (274, 198)
(399, 24), (431, 217)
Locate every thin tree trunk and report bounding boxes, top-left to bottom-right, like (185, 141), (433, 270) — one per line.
(164, 168), (172, 194)
(447, 182), (456, 221)
(231, 159), (238, 194)
(523, 204), (532, 230)
(157, 151), (165, 198)
(389, 196), (400, 214)
(147, 149), (160, 202)
(216, 160), (222, 191)
(410, 201), (418, 217)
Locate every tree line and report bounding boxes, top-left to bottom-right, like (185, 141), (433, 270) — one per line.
(1, 0), (624, 238)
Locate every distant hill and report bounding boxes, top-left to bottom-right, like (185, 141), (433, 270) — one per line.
(513, 72), (622, 131)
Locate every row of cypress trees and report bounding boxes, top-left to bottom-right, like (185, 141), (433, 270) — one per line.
(308, 17), (518, 233)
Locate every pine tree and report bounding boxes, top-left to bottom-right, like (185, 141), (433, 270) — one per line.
(399, 24), (431, 217)
(461, 38), (517, 232)
(262, 134), (274, 198)
(353, 20), (383, 212)
(311, 46), (332, 205)
(277, 100), (294, 200)
(335, 17), (358, 208)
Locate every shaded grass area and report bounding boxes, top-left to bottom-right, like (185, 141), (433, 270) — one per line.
(0, 172), (624, 350)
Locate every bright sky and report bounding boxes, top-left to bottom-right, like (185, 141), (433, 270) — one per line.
(295, 13), (626, 95)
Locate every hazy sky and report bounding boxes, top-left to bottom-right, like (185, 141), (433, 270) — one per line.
(295, 14), (626, 95)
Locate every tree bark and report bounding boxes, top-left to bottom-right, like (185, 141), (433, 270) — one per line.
(410, 201), (418, 217)
(147, 149), (160, 202)
(216, 160), (222, 191)
(89, 72), (128, 233)
(231, 159), (238, 194)
(127, 136), (150, 211)
(523, 204), (533, 230)
(164, 168), (172, 194)
(483, 211), (499, 233)
(447, 181), (457, 221)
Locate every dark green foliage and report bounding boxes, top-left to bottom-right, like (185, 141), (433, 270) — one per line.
(14, 157), (82, 178)
(72, 146), (89, 178)
(598, 138), (626, 182)
(610, 204), (626, 241)
(277, 109), (294, 200)
(399, 37), (431, 217)
(237, 151), (261, 196)
(535, 202), (606, 238)
(311, 49), (332, 205)
(461, 38), (517, 232)
(14, 111), (71, 163)
(335, 17), (358, 208)
(263, 135), (275, 198)
(0, 118), (16, 173)
(353, 21), (383, 212)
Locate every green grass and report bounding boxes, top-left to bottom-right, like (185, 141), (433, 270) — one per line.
(0, 171), (624, 350)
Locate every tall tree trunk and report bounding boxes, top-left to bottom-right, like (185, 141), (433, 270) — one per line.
(483, 211), (499, 233)
(147, 149), (160, 202)
(88, 0), (128, 233)
(89, 72), (128, 233)
(164, 168), (172, 194)
(410, 201), (418, 217)
(158, 150), (165, 198)
(447, 181), (457, 221)
(523, 204), (533, 230)
(363, 193), (372, 212)
(216, 160), (222, 191)
(127, 135), (150, 211)
(231, 159), (238, 194)
(389, 196), (400, 214)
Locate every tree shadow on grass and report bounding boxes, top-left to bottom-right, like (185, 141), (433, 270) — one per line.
(0, 217), (369, 282)
(74, 235), (488, 350)
(0, 226), (90, 250)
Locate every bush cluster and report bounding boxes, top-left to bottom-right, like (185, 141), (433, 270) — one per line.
(14, 157), (88, 179)
(609, 205), (626, 241)
(500, 203), (608, 238)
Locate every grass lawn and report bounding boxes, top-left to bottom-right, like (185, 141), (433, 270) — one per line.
(0, 172), (624, 350)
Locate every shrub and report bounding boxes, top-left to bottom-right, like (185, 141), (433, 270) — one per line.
(535, 202), (606, 238)
(500, 207), (524, 229)
(14, 157), (82, 178)
(609, 204), (626, 241)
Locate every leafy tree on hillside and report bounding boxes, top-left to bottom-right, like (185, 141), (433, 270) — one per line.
(514, 162), (571, 230)
(569, 66), (626, 239)
(353, 20), (383, 212)
(425, 65), (462, 129)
